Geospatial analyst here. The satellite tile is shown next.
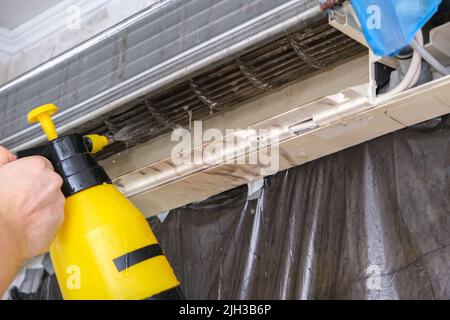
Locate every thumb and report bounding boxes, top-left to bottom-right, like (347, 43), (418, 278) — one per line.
(0, 146), (16, 166)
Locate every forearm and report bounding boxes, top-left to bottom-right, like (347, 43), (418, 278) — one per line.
(0, 222), (25, 297)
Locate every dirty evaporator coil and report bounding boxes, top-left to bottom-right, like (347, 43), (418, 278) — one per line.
(0, 0), (365, 159)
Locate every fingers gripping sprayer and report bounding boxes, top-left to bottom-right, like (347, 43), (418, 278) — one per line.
(17, 104), (183, 300)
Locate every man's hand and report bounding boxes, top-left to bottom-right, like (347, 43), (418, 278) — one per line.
(0, 146), (16, 164)
(0, 146), (65, 296)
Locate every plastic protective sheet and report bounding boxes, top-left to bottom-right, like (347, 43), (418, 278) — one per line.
(151, 123), (450, 299)
(9, 122), (450, 299)
(352, 0), (441, 56)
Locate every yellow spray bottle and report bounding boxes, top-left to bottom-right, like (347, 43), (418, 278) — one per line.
(18, 104), (182, 300)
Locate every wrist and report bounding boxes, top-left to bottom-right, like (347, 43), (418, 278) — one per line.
(0, 221), (27, 297)
(0, 217), (27, 265)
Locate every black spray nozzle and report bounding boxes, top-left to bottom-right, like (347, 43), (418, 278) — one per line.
(17, 134), (111, 197)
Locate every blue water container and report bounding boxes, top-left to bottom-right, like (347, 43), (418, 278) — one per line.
(351, 0), (441, 56)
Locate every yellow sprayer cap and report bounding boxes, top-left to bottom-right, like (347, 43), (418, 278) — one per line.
(28, 104), (59, 141)
(85, 134), (109, 154)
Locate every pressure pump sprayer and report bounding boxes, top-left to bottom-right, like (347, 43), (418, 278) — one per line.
(17, 104), (183, 300)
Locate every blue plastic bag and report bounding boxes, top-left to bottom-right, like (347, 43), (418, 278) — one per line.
(351, 0), (441, 56)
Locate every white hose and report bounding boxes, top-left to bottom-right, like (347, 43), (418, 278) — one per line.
(380, 31), (423, 98)
(408, 60), (422, 89)
(407, 31), (424, 89)
(410, 40), (450, 76)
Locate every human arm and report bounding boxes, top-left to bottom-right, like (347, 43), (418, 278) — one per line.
(0, 146), (65, 296)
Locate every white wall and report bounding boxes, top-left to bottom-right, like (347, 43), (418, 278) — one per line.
(0, 57), (9, 84)
(0, 0), (164, 85)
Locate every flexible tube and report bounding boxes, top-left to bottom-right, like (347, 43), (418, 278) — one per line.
(381, 31), (423, 97)
(407, 30), (424, 89)
(410, 40), (450, 76)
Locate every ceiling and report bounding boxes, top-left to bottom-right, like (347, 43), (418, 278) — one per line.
(0, 0), (61, 30)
